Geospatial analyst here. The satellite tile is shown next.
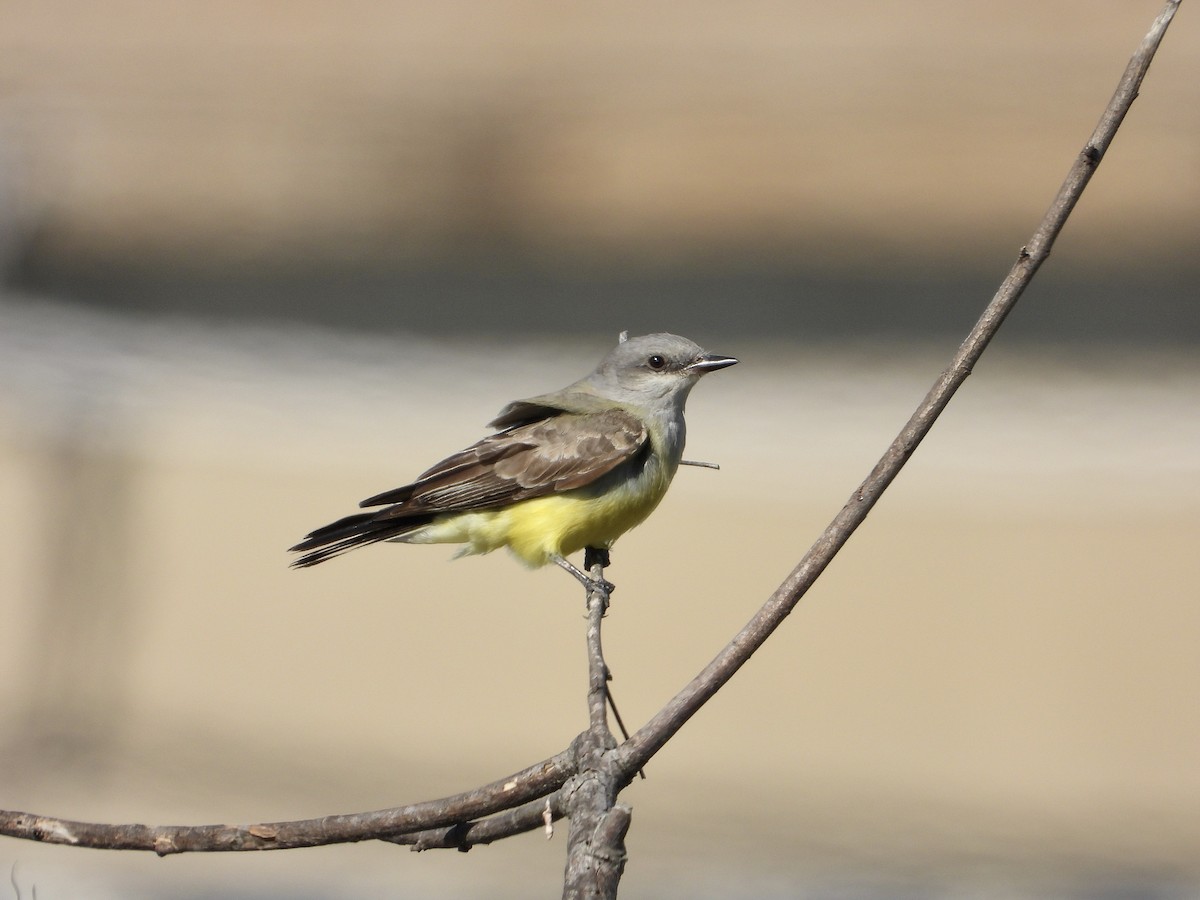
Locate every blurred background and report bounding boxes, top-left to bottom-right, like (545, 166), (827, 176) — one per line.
(1, 2), (1198, 897)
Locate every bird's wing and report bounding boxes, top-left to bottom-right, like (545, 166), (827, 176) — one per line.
(365, 408), (647, 517)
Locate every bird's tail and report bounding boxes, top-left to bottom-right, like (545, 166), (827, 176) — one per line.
(288, 510), (434, 567)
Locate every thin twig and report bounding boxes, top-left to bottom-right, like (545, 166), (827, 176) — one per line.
(585, 580), (613, 735)
(612, 0), (1182, 780)
(381, 790), (566, 851)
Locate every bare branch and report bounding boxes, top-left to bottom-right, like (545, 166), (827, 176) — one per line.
(379, 558), (619, 861)
(561, 555), (626, 899)
(584, 560), (614, 736)
(611, 0), (1182, 780)
(0, 751), (573, 854)
(382, 791), (567, 851)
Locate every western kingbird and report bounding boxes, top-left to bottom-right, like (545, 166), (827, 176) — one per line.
(289, 332), (736, 582)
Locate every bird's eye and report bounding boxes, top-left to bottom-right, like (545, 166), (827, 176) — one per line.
(647, 355), (666, 370)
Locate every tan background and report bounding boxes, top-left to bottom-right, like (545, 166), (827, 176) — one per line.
(1, 2), (1198, 898)
(2, 1), (1197, 274)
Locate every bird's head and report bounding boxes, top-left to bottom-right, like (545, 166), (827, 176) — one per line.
(588, 332), (738, 406)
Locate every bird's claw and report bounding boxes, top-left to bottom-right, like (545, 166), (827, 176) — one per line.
(552, 553), (615, 605)
(592, 577), (616, 596)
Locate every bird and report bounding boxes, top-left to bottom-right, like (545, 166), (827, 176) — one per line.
(289, 332), (737, 586)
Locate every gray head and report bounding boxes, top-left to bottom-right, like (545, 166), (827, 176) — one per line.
(585, 332), (737, 406)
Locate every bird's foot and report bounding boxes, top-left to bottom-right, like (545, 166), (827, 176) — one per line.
(552, 554), (615, 601)
(582, 547), (616, 598)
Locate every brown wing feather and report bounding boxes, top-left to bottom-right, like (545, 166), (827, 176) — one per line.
(373, 408), (646, 518)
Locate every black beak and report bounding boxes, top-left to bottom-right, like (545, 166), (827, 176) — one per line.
(687, 353), (739, 374)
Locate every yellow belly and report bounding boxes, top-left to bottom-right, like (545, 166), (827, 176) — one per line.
(399, 461), (674, 567)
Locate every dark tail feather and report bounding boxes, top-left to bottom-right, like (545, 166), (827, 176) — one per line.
(288, 510), (433, 568)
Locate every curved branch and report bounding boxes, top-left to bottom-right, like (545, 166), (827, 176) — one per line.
(612, 0), (1182, 779)
(0, 750), (573, 854)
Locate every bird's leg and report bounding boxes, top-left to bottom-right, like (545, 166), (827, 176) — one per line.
(583, 546), (610, 569)
(583, 545), (616, 599)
